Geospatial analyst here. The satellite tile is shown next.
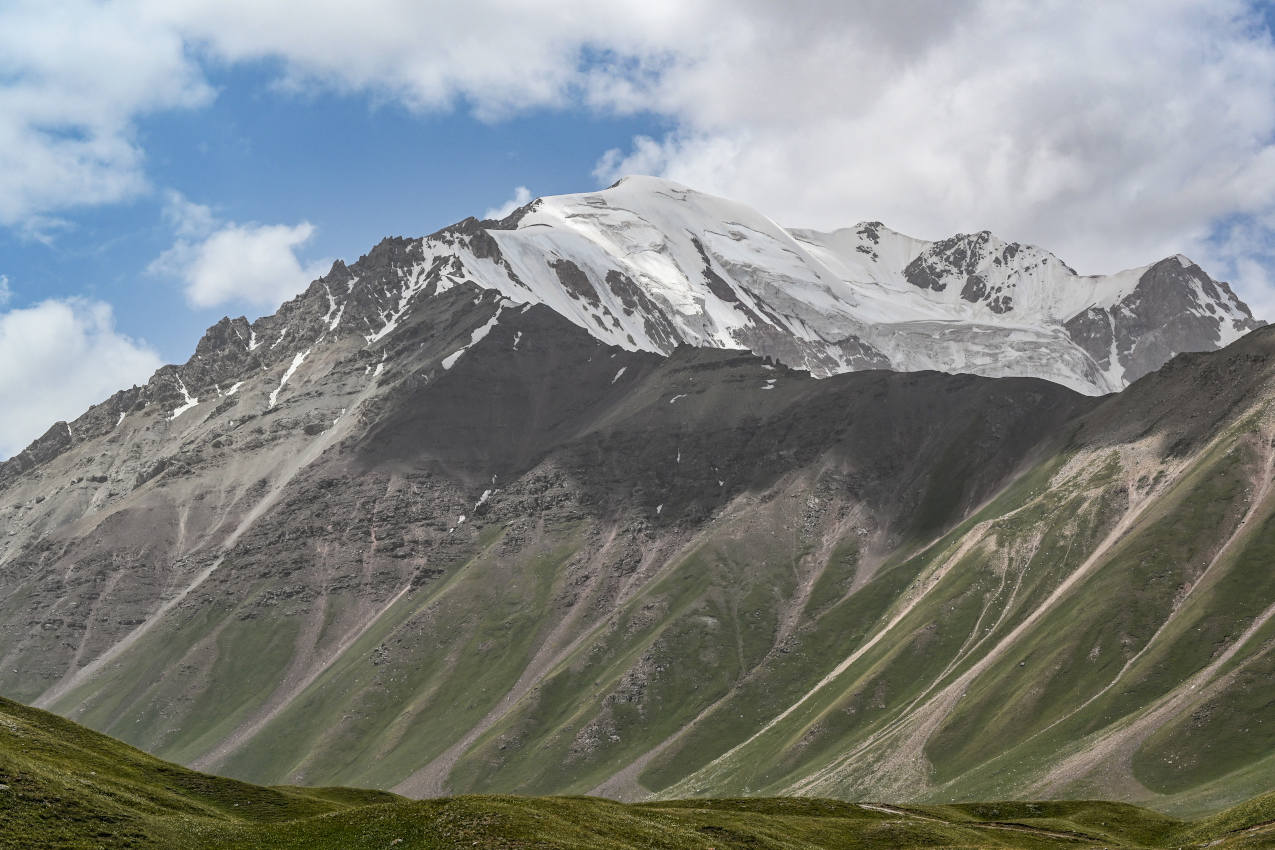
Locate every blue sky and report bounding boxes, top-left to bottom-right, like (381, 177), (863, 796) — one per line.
(0, 63), (666, 358)
(2, 0), (1275, 457)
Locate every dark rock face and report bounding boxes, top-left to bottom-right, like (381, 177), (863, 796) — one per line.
(905, 232), (998, 293)
(1065, 258), (1265, 385)
(690, 236), (743, 305)
(1065, 307), (1116, 374)
(550, 259), (601, 306)
(906, 232), (1024, 313)
(0, 422), (74, 486)
(0, 275), (1096, 793)
(602, 270), (679, 351)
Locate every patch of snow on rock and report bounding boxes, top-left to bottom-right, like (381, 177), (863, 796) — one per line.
(268, 349), (310, 409)
(170, 379), (199, 420)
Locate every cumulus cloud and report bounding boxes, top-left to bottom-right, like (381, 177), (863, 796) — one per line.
(482, 186), (532, 221)
(0, 298), (161, 459)
(149, 192), (329, 309)
(591, 3), (1275, 297)
(0, 0), (211, 229)
(4, 1), (1275, 315)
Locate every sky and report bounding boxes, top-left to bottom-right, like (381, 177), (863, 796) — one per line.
(2, 0), (1275, 458)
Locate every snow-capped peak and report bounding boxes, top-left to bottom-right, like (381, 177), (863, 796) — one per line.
(168, 176), (1261, 404)
(331, 176), (1257, 395)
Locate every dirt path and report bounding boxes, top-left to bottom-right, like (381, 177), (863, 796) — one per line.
(1030, 594), (1275, 796)
(591, 483), (871, 801)
(660, 511), (1007, 796)
(191, 579), (414, 772)
(392, 522), (689, 798)
(1012, 424), (1275, 768)
(858, 803), (1101, 843)
(783, 442), (1184, 796)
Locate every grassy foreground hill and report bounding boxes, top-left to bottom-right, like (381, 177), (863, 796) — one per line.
(3, 695), (1274, 849)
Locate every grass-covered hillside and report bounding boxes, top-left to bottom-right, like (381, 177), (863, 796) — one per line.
(7, 295), (1275, 814)
(3, 694), (1275, 849)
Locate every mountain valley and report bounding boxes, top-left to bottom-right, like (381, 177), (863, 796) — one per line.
(0, 179), (1273, 824)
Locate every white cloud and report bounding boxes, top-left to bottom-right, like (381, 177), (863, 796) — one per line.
(0, 276), (11, 306)
(483, 186), (532, 221)
(160, 189), (217, 238)
(4, 1), (1275, 315)
(0, 298), (161, 459)
(149, 203), (329, 309)
(585, 1), (1275, 318)
(0, 0), (212, 228)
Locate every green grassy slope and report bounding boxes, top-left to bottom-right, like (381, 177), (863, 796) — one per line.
(0, 694), (396, 848)
(13, 316), (1275, 816)
(6, 692), (1275, 849)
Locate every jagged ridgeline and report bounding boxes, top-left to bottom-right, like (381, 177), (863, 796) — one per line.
(0, 179), (1272, 816)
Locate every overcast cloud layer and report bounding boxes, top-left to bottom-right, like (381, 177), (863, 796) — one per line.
(2, 0), (1275, 456)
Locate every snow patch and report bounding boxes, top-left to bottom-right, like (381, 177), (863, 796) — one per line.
(226, 381), (244, 396)
(327, 302), (346, 331)
(761, 378), (776, 390)
(365, 262), (435, 344)
(669, 393), (687, 404)
(247, 330), (259, 351)
(656, 504), (663, 515)
(441, 305), (507, 370)
(612, 366), (627, 383)
(169, 379), (199, 420)
(512, 331), (523, 350)
(270, 328), (288, 349)
(268, 349), (310, 408)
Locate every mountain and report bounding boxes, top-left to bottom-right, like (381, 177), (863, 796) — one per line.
(5, 692), (1274, 848)
(0, 177), (1272, 818)
(463, 177), (1259, 394)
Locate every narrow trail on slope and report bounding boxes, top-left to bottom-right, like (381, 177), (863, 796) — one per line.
(393, 523), (685, 798)
(1025, 423), (1275, 795)
(1032, 595), (1275, 796)
(191, 581), (414, 773)
(590, 492), (887, 801)
(856, 803), (1100, 842)
(787, 451), (1174, 796)
(35, 377), (382, 711)
(1005, 424), (1275, 769)
(659, 509), (1009, 796)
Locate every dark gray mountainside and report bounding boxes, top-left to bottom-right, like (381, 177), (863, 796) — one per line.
(1, 179), (1274, 817)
